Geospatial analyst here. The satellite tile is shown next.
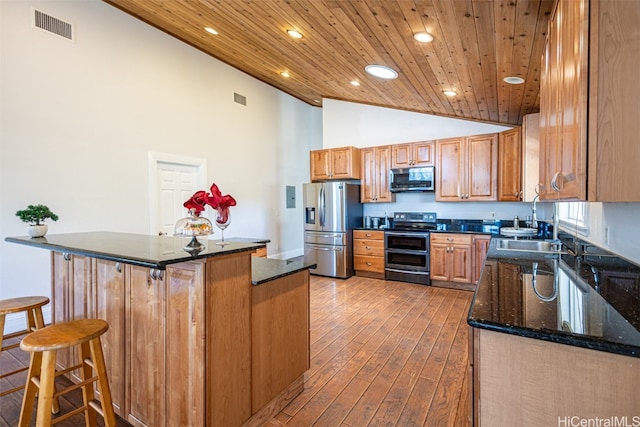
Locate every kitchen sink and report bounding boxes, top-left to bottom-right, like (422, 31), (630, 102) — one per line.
(499, 227), (538, 238)
(495, 238), (564, 253)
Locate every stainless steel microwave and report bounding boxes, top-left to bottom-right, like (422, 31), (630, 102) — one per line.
(389, 166), (435, 192)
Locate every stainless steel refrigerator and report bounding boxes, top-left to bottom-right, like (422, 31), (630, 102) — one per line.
(303, 182), (362, 278)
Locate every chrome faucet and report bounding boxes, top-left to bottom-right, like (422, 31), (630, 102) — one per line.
(552, 202), (559, 242)
(531, 194), (539, 229)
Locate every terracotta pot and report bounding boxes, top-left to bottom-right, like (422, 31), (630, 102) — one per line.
(27, 224), (48, 238)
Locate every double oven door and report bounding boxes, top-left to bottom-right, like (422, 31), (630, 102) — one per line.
(384, 230), (431, 285)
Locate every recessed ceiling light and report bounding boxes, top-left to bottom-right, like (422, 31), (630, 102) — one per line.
(443, 90), (457, 97)
(365, 64), (398, 80)
(414, 32), (434, 43)
(280, 71), (290, 78)
(504, 76), (525, 84)
(204, 27), (218, 35)
(350, 80), (360, 86)
(287, 29), (303, 39)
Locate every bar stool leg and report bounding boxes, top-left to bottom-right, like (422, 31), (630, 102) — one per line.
(19, 351), (42, 427)
(89, 337), (116, 427)
(79, 341), (98, 427)
(0, 313), (6, 354)
(35, 350), (57, 427)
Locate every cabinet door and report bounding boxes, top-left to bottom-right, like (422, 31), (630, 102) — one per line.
(126, 265), (165, 427)
(69, 255), (93, 383)
(310, 149), (331, 181)
(52, 252), (71, 370)
(391, 143), (412, 168)
(498, 128), (522, 201)
(467, 134), (498, 201)
(165, 263), (204, 427)
(429, 243), (449, 281)
(436, 138), (465, 201)
(94, 259), (126, 416)
(375, 145), (394, 202)
(472, 236), (491, 285)
(450, 245), (472, 283)
(360, 148), (376, 202)
(413, 141), (434, 166)
(330, 147), (354, 179)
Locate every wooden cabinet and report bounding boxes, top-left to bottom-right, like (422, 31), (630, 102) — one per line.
(539, 0), (588, 201)
(252, 270), (309, 412)
(51, 252), (93, 383)
(391, 141), (434, 168)
(310, 146), (361, 181)
(539, 0), (640, 201)
(436, 134), (498, 202)
(361, 145), (394, 203)
(497, 127), (522, 201)
(94, 259), (126, 417)
(430, 233), (473, 284)
(353, 230), (385, 279)
(472, 235), (491, 285)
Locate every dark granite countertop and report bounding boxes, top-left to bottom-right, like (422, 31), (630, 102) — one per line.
(468, 236), (640, 358)
(5, 232), (265, 270)
(226, 237), (271, 244)
(251, 257), (317, 285)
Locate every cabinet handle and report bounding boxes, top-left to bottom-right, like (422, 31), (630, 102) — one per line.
(551, 172), (563, 192)
(365, 246), (371, 250)
(366, 262), (372, 266)
(447, 237), (454, 242)
(150, 269), (164, 281)
(365, 233), (372, 237)
(63, 252), (71, 261)
(115, 262), (122, 273)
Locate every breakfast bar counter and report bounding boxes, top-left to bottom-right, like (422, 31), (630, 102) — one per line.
(6, 232), (313, 427)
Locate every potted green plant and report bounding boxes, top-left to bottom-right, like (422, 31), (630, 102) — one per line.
(15, 204), (59, 237)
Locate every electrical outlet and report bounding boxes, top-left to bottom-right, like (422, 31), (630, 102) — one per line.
(490, 212), (495, 219)
(604, 227), (610, 245)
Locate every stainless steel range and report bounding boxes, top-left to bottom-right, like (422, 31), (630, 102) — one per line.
(385, 212), (437, 285)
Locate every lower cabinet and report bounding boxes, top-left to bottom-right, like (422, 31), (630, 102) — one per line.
(430, 234), (473, 284)
(472, 235), (491, 285)
(353, 230), (385, 279)
(51, 250), (307, 427)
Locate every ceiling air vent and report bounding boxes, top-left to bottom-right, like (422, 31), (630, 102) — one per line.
(33, 9), (74, 41)
(234, 93), (247, 106)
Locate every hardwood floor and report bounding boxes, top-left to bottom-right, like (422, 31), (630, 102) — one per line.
(1, 275), (472, 426)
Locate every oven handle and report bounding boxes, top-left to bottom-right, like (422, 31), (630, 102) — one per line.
(385, 268), (430, 276)
(384, 231), (431, 238)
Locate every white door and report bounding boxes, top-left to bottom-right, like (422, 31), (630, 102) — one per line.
(149, 153), (207, 236)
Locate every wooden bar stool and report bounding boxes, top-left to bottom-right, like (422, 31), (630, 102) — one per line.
(19, 319), (116, 427)
(0, 296), (50, 398)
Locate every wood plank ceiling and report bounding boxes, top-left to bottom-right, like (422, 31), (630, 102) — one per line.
(105, 0), (554, 126)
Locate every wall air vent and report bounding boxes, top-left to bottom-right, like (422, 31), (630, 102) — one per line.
(234, 92), (247, 106)
(32, 9), (74, 41)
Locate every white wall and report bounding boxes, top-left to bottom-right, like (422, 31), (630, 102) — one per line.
(0, 0), (322, 308)
(322, 99), (538, 221)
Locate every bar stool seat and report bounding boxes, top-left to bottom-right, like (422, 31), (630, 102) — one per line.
(19, 318), (116, 427)
(0, 296), (50, 398)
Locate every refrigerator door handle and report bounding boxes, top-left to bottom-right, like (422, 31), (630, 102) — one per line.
(319, 185), (325, 227)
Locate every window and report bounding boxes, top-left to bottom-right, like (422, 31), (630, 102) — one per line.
(557, 202), (589, 236)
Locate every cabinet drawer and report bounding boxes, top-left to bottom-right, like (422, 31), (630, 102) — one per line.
(431, 233), (473, 246)
(354, 239), (384, 256)
(354, 256), (384, 273)
(353, 230), (384, 240)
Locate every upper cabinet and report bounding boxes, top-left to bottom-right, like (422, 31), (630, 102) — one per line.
(436, 134), (498, 202)
(310, 146), (361, 181)
(498, 127), (522, 201)
(391, 141), (434, 168)
(539, 0), (640, 201)
(361, 146), (394, 203)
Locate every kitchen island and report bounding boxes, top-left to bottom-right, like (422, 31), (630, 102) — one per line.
(6, 232), (314, 427)
(468, 236), (640, 425)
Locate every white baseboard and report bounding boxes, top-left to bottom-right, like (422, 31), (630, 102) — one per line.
(2, 306), (52, 334)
